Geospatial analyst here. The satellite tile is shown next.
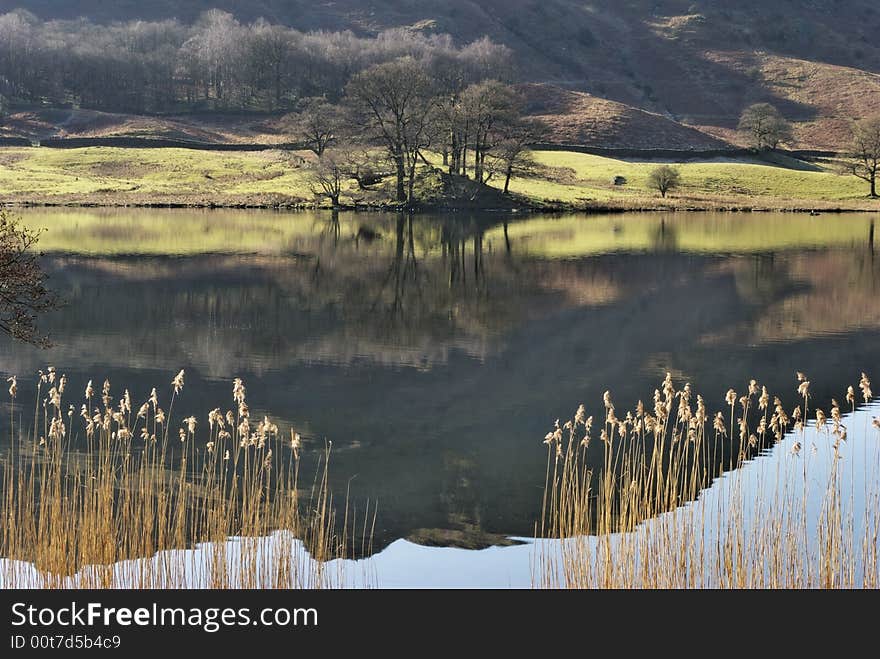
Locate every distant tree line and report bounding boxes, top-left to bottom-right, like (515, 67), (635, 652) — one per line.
(0, 9), (511, 113)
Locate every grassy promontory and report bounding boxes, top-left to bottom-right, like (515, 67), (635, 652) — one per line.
(0, 146), (878, 212)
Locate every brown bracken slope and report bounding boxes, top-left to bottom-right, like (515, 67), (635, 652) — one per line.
(3, 0), (880, 149)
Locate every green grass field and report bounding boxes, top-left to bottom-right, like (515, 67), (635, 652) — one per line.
(0, 146), (878, 210)
(500, 151), (875, 206)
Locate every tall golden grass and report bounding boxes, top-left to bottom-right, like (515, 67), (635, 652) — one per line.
(538, 372), (879, 588)
(1, 368), (375, 588)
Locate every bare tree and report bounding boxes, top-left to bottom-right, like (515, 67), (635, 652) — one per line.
(841, 115), (880, 197)
(307, 149), (353, 207)
(346, 57), (436, 204)
(647, 165), (681, 198)
(493, 117), (546, 194)
(737, 103), (792, 151)
(0, 209), (58, 346)
(460, 81), (517, 184)
(292, 97), (342, 155)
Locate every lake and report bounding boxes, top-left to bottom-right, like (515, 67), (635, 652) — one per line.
(1, 208), (878, 585)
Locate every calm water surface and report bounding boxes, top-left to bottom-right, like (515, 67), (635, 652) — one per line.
(1, 209), (878, 558)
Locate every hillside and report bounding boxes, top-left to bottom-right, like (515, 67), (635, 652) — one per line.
(2, 1), (880, 149)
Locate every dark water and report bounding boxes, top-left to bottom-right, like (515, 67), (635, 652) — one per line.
(1, 209), (878, 552)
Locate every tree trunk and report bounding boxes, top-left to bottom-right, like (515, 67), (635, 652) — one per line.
(872, 173), (877, 198)
(503, 165), (513, 194)
(395, 154), (406, 203)
(406, 159), (418, 205)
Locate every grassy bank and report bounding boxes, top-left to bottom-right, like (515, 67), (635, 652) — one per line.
(1, 146), (879, 211)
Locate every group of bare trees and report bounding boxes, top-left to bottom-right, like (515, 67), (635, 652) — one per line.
(0, 9), (511, 113)
(298, 57), (544, 205)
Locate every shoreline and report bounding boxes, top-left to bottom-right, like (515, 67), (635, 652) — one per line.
(4, 199), (879, 214)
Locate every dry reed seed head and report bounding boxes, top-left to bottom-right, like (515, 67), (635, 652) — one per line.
(798, 380), (810, 399)
(206, 441), (215, 454)
(6, 375), (16, 398)
(677, 398), (692, 423)
(636, 400), (644, 417)
(695, 395), (707, 423)
(233, 377), (246, 404)
(58, 374), (67, 394)
(47, 386), (60, 409)
(155, 408), (165, 425)
(223, 449), (230, 461)
(791, 440), (802, 456)
(759, 386), (769, 411)
(208, 408), (222, 429)
(137, 402), (149, 419)
(149, 387), (158, 410)
(225, 410), (235, 427)
(748, 433), (758, 448)
(726, 389), (737, 407)
(663, 372), (674, 399)
(600, 428), (609, 444)
(84, 379), (93, 399)
(846, 386), (856, 406)
(47, 366), (56, 384)
(815, 409), (826, 432)
(218, 430), (231, 441)
(831, 403), (841, 424)
(757, 416), (766, 435)
(739, 417), (748, 441)
(873, 417), (880, 431)
(123, 389), (131, 414)
(117, 427), (131, 441)
(739, 395), (749, 411)
(172, 369), (185, 395)
(714, 412), (726, 435)
(793, 405), (802, 422)
(48, 417), (65, 442)
(797, 371), (806, 382)
(677, 382), (691, 406)
(748, 379), (758, 397)
(860, 372), (872, 402)
(239, 402), (249, 418)
(178, 428), (186, 442)
(603, 391), (613, 410)
(184, 415), (197, 435)
(575, 404), (586, 425)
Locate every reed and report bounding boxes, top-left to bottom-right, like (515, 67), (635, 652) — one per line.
(537, 371), (879, 588)
(0, 368), (374, 588)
